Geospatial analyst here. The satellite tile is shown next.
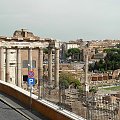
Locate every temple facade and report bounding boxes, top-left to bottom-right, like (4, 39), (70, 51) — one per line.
(0, 29), (60, 89)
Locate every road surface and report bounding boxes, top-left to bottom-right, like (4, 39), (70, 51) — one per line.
(0, 92), (50, 120)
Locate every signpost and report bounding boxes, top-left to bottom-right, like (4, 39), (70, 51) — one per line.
(28, 70), (34, 78)
(27, 70), (35, 111)
(27, 78), (35, 86)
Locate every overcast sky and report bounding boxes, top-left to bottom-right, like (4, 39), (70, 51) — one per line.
(0, 0), (120, 41)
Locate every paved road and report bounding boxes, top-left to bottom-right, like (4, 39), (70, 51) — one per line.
(0, 100), (27, 120)
(0, 92), (50, 120)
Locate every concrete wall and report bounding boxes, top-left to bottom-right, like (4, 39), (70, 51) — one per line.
(0, 81), (83, 120)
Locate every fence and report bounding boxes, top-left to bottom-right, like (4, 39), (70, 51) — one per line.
(85, 94), (120, 120)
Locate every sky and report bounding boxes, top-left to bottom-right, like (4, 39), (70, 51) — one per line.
(0, 0), (120, 41)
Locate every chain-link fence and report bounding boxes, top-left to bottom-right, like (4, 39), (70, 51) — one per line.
(84, 94), (120, 120)
(32, 82), (120, 120)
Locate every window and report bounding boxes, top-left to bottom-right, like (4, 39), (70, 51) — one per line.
(10, 63), (15, 65)
(32, 60), (36, 68)
(23, 60), (28, 68)
(11, 52), (15, 54)
(22, 60), (36, 68)
(10, 78), (12, 81)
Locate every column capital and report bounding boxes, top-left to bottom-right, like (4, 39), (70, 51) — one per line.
(48, 45), (53, 49)
(39, 47), (43, 50)
(28, 46), (33, 49)
(17, 46), (22, 49)
(55, 47), (60, 50)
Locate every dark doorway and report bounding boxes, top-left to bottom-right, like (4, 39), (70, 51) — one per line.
(23, 75), (28, 82)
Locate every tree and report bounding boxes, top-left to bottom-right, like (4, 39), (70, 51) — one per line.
(43, 48), (48, 54)
(89, 63), (94, 72)
(65, 48), (80, 61)
(59, 72), (81, 89)
(89, 86), (98, 93)
(115, 43), (120, 48)
(91, 48), (120, 71)
(73, 79), (81, 88)
(95, 48), (98, 54)
(59, 79), (69, 89)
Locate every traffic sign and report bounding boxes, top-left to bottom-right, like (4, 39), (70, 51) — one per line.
(27, 78), (35, 86)
(28, 70), (34, 78)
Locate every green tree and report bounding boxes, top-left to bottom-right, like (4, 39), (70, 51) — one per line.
(95, 48), (98, 54)
(92, 48), (120, 71)
(66, 48), (80, 61)
(59, 79), (69, 89)
(115, 44), (120, 48)
(89, 87), (98, 93)
(73, 79), (81, 88)
(59, 72), (81, 89)
(43, 48), (48, 54)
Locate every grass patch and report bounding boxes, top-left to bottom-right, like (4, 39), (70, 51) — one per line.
(103, 86), (120, 91)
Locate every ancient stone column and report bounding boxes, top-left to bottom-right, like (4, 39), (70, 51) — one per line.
(38, 48), (43, 99)
(28, 47), (32, 71)
(5, 48), (10, 82)
(39, 48), (43, 80)
(16, 48), (22, 87)
(0, 47), (4, 81)
(54, 48), (59, 88)
(48, 47), (52, 85)
(85, 53), (89, 92)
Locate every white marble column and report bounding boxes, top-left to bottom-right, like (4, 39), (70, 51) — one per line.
(16, 48), (22, 87)
(5, 48), (10, 82)
(85, 53), (89, 92)
(38, 48), (43, 99)
(48, 47), (52, 85)
(54, 48), (59, 88)
(28, 47), (32, 71)
(0, 47), (4, 81)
